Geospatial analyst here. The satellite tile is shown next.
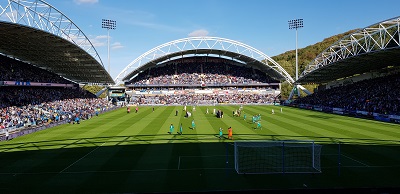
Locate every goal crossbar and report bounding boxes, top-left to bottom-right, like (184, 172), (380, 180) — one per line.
(234, 140), (322, 174)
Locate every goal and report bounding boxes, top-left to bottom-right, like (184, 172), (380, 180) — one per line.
(234, 140), (322, 174)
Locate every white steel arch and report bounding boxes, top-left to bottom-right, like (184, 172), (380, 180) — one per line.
(300, 16), (400, 80)
(0, 0), (104, 66)
(115, 36), (294, 85)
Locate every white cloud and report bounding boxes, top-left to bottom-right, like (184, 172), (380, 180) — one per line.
(95, 35), (109, 40)
(89, 35), (108, 47)
(90, 39), (105, 47)
(129, 20), (185, 33)
(74, 0), (99, 5)
(188, 29), (209, 37)
(89, 36), (123, 49)
(111, 42), (124, 50)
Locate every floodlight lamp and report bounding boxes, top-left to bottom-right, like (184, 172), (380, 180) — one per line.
(102, 19), (116, 30)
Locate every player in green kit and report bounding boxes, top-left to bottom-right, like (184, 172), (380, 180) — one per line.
(191, 119), (196, 130)
(169, 124), (174, 134)
(256, 121), (262, 129)
(179, 123), (183, 135)
(243, 113), (247, 121)
(219, 127), (223, 139)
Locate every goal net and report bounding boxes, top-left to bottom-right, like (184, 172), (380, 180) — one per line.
(234, 140), (322, 174)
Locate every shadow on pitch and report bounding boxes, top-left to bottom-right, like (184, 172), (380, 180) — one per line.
(1, 132), (400, 152)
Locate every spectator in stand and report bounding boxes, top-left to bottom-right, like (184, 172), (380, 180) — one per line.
(128, 93), (275, 105)
(0, 55), (71, 84)
(0, 56), (115, 131)
(129, 59), (278, 86)
(291, 73), (400, 116)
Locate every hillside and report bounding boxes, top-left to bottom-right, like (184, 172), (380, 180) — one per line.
(272, 29), (358, 99)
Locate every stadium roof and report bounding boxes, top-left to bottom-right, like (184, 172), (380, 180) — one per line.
(296, 48), (400, 84)
(115, 36), (295, 85)
(0, 0), (114, 84)
(123, 49), (286, 82)
(297, 16), (400, 84)
(0, 22), (113, 84)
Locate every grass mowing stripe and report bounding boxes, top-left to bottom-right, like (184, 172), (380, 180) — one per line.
(199, 106), (231, 139)
(14, 110), (124, 145)
(130, 106), (178, 187)
(43, 109), (125, 141)
(194, 106), (227, 141)
(285, 107), (400, 136)
(272, 110), (358, 140)
(216, 106), (260, 139)
(271, 107), (398, 143)
(190, 107), (233, 187)
(247, 106), (362, 143)
(97, 106), (170, 145)
(1, 105), (400, 193)
(295, 110), (400, 141)
(239, 105), (278, 129)
(60, 142), (105, 173)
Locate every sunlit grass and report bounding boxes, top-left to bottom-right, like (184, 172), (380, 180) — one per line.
(0, 105), (399, 193)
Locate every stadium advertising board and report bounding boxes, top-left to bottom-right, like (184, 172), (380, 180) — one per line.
(1, 81), (74, 87)
(110, 93), (125, 97)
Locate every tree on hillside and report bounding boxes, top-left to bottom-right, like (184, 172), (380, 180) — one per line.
(82, 85), (108, 98)
(272, 29), (357, 99)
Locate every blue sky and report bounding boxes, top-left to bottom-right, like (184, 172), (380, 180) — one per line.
(2, 0), (400, 80)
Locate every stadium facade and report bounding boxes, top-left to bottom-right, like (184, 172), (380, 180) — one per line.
(115, 37), (297, 106)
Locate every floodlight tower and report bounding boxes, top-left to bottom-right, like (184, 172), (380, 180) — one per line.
(102, 19), (116, 75)
(288, 19), (303, 98)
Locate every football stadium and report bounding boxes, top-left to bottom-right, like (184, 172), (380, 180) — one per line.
(1, 0), (400, 193)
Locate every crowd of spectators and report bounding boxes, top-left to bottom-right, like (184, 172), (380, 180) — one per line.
(0, 87), (114, 130)
(1, 87), (96, 108)
(0, 96), (112, 130)
(129, 60), (278, 85)
(0, 56), (115, 131)
(291, 73), (400, 115)
(130, 93), (276, 105)
(0, 54), (71, 84)
(132, 73), (265, 85)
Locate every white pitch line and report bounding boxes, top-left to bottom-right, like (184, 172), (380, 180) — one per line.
(342, 154), (370, 167)
(59, 142), (105, 173)
(178, 156), (181, 170)
(179, 155), (234, 158)
(6, 164), (400, 175)
(61, 167), (236, 174)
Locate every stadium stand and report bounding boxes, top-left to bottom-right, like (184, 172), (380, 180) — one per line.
(129, 93), (276, 105)
(0, 55), (70, 84)
(129, 57), (277, 85)
(0, 55), (116, 140)
(125, 57), (281, 105)
(290, 71), (400, 123)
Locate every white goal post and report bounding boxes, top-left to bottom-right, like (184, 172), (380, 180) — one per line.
(234, 140), (322, 174)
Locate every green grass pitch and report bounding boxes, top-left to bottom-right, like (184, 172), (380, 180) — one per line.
(0, 105), (399, 193)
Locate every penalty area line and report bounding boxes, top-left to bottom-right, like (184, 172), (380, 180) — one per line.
(59, 142), (105, 173)
(342, 153), (370, 167)
(7, 165), (400, 176)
